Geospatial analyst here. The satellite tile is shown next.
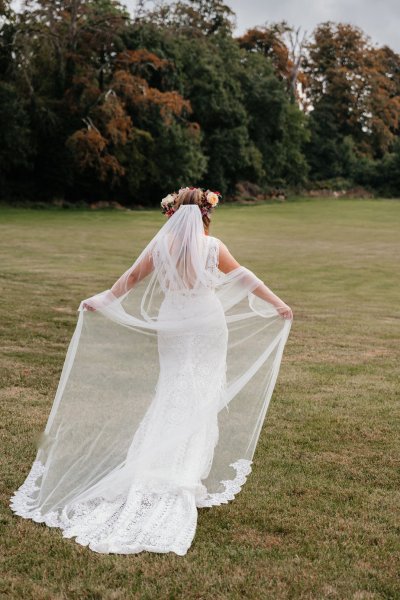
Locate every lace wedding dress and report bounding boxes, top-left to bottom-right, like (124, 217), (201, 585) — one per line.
(10, 206), (292, 555)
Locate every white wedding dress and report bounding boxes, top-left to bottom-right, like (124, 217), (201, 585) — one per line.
(10, 206), (292, 555)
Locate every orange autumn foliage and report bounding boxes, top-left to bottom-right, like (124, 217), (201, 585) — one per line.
(67, 128), (125, 183)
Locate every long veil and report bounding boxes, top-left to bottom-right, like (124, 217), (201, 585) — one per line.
(11, 204), (292, 529)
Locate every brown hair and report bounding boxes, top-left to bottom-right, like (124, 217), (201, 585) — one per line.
(174, 188), (211, 233)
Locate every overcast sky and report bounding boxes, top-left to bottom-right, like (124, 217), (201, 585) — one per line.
(123, 0), (400, 52)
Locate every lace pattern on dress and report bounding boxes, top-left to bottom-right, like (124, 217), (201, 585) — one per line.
(196, 458), (253, 507)
(10, 234), (254, 554)
(10, 457), (252, 553)
(205, 236), (219, 277)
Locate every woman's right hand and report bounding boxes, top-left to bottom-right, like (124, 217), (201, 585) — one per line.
(276, 303), (293, 320)
(83, 302), (96, 312)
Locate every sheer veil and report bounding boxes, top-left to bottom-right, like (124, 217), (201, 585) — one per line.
(11, 204), (292, 524)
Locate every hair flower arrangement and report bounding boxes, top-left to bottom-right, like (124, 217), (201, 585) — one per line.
(160, 192), (178, 217)
(160, 187), (221, 218)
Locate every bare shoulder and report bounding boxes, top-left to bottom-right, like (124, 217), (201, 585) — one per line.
(209, 237), (240, 272)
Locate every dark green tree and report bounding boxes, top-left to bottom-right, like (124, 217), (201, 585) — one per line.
(303, 21), (400, 180)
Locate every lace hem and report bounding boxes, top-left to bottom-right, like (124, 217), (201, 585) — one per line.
(9, 461), (197, 555)
(10, 458), (253, 553)
(196, 459), (252, 507)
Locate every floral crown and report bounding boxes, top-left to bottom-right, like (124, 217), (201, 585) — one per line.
(160, 186), (221, 218)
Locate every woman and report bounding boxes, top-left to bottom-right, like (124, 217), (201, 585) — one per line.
(10, 187), (293, 556)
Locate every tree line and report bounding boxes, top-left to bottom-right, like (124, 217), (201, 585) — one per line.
(1, 0), (400, 205)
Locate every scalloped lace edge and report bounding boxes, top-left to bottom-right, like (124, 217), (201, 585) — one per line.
(196, 458), (252, 507)
(10, 458), (252, 518)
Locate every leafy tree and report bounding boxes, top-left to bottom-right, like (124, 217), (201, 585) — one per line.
(237, 22), (307, 104)
(304, 21), (400, 179)
(64, 44), (207, 203)
(1, 1), (400, 202)
(237, 36), (309, 186)
(0, 82), (33, 190)
(127, 6), (310, 192)
(0, 0), (206, 203)
(135, 0), (236, 37)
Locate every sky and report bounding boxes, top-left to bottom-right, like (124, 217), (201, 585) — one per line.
(123, 0), (400, 52)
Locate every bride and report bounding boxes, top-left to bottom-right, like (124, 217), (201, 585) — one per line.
(10, 186), (293, 556)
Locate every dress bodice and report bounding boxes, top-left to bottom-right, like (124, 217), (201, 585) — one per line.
(204, 236), (219, 277)
(152, 235), (220, 296)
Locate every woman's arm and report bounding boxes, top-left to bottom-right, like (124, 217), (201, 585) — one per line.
(218, 241), (293, 320)
(110, 252), (154, 299)
(83, 252), (154, 311)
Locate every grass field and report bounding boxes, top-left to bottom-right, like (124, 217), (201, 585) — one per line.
(0, 198), (399, 599)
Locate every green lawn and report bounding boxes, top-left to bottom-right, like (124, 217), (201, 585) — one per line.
(0, 198), (399, 599)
